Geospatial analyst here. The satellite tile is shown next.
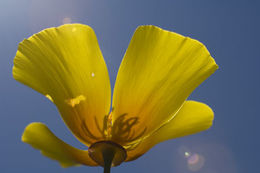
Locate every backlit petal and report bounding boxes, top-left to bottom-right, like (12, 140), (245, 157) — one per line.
(13, 24), (111, 145)
(22, 123), (98, 167)
(125, 100), (214, 161)
(112, 25), (218, 147)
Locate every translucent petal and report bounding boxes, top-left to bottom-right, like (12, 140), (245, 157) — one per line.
(125, 100), (214, 161)
(22, 123), (98, 167)
(111, 26), (218, 147)
(13, 24), (111, 145)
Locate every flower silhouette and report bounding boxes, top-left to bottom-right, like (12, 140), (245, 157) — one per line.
(13, 24), (218, 171)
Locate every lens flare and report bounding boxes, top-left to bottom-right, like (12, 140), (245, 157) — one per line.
(178, 146), (205, 171)
(187, 153), (205, 171)
(175, 142), (237, 173)
(184, 151), (190, 158)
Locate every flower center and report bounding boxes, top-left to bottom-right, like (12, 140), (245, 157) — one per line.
(88, 141), (127, 169)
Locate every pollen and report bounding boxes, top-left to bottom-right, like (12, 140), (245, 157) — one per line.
(65, 95), (86, 107)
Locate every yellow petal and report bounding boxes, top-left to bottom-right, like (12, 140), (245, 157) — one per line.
(111, 26), (218, 147)
(22, 122), (98, 167)
(13, 24), (111, 145)
(126, 100), (214, 161)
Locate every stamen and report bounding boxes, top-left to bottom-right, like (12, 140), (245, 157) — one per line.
(45, 94), (53, 102)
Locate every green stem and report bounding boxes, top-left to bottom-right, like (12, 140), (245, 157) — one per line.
(88, 141), (127, 172)
(102, 147), (115, 173)
(103, 161), (112, 173)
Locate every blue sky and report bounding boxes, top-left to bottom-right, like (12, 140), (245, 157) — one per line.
(1, 0), (260, 172)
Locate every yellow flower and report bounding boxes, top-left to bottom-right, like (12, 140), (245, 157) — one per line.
(13, 24), (218, 171)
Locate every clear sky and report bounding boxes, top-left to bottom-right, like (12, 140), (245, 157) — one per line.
(1, 0), (260, 173)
